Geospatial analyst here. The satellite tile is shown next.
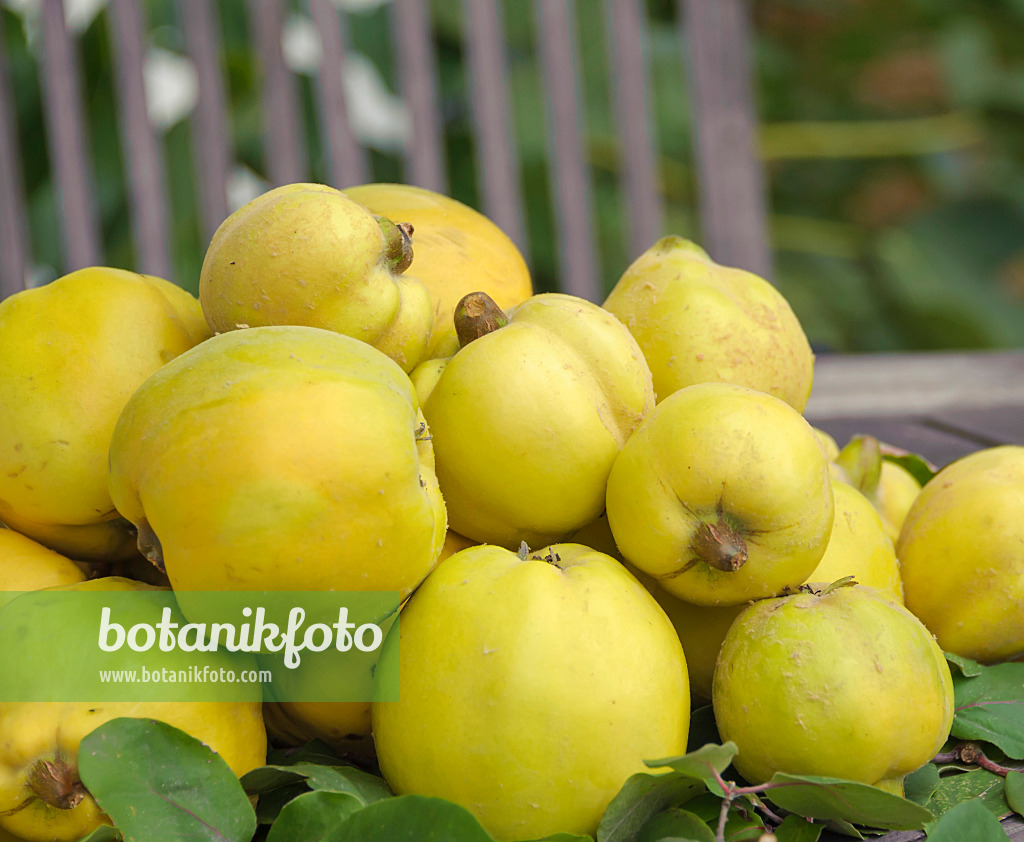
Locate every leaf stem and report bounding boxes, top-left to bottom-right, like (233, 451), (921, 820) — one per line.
(933, 742), (1024, 777)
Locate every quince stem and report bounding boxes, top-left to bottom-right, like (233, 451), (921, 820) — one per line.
(691, 517), (748, 573)
(136, 517), (165, 574)
(27, 756), (87, 810)
(376, 217), (415, 274)
(454, 292), (510, 348)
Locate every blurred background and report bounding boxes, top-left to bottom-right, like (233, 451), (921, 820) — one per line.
(3, 0), (1024, 353)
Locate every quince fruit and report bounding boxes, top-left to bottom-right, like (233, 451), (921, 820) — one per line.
(713, 582), (954, 796)
(606, 382), (833, 605)
(107, 326), (446, 601)
(897, 445), (1024, 663)
(200, 183), (433, 372)
(372, 543), (689, 841)
(0, 530), (85, 602)
(421, 292), (653, 548)
(834, 435), (923, 543)
(603, 237), (814, 410)
(0, 268), (210, 561)
(344, 183), (533, 359)
(0, 578), (266, 841)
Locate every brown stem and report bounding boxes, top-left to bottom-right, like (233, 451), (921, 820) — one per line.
(28, 757), (87, 810)
(936, 742), (1024, 777)
(136, 517), (164, 574)
(377, 217), (415, 274)
(454, 292), (509, 348)
(692, 518), (748, 572)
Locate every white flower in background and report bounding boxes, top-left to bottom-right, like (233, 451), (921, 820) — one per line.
(143, 47), (198, 130)
(3, 0), (108, 45)
(227, 165), (269, 213)
(282, 14), (322, 75)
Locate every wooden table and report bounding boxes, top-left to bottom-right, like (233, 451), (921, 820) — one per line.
(808, 350), (1023, 839)
(806, 350), (1024, 467)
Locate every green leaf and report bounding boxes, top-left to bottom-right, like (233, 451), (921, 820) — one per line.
(763, 773), (933, 830)
(925, 768), (1007, 822)
(951, 661), (1024, 758)
(324, 794), (494, 841)
(924, 797), (1012, 842)
(903, 763), (941, 807)
(255, 782), (309, 824)
(77, 718), (257, 842)
(266, 790), (363, 842)
(524, 835), (594, 841)
(772, 814), (823, 842)
(881, 453), (935, 486)
(637, 808), (716, 842)
(75, 828), (122, 842)
(945, 652), (985, 677)
(597, 772), (705, 842)
(1007, 770), (1024, 816)
(645, 743), (740, 793)
(241, 763), (391, 804)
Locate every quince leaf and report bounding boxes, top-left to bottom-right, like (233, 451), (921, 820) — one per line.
(951, 660), (1024, 758)
(771, 814), (823, 842)
(636, 807), (716, 842)
(78, 717), (256, 842)
(901, 762), (940, 807)
(524, 835), (594, 841)
(322, 794), (494, 841)
(762, 774), (932, 830)
(241, 762), (391, 805)
(880, 452), (936, 486)
(644, 742), (740, 792)
(265, 790), (363, 841)
(923, 797), (1012, 841)
(1006, 770), (1024, 817)
(945, 652), (984, 677)
(596, 772), (705, 842)
(75, 828), (122, 842)
(923, 767), (1007, 823)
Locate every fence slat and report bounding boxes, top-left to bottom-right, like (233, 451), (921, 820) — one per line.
(605, 0), (662, 262)
(310, 0), (367, 188)
(0, 9), (29, 297)
(392, 0), (446, 192)
(39, 0), (100, 271)
(463, 0), (527, 253)
(682, 0), (772, 279)
(109, 0), (171, 280)
(249, 0), (306, 186)
(534, 0), (600, 301)
(178, 0), (231, 241)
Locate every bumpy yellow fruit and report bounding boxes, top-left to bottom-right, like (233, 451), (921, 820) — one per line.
(372, 543), (689, 841)
(898, 446), (1024, 663)
(877, 460), (922, 543)
(714, 583), (954, 795)
(809, 479), (903, 603)
(108, 326), (446, 600)
(606, 382), (833, 605)
(344, 183), (533, 358)
(200, 183), (433, 372)
(603, 237), (814, 410)
(0, 578), (266, 842)
(423, 293), (654, 548)
(0, 530), (85, 598)
(0, 268), (210, 561)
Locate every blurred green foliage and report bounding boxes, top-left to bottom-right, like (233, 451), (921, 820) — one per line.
(3, 0), (1024, 352)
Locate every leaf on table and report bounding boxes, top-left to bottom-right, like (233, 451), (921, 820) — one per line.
(322, 794), (494, 841)
(265, 790), (363, 842)
(762, 773), (932, 830)
(77, 717), (257, 842)
(772, 814), (823, 842)
(925, 767), (1007, 822)
(951, 661), (1024, 758)
(1004, 770), (1024, 817)
(242, 762), (391, 804)
(644, 743), (740, 793)
(902, 762), (940, 807)
(923, 797), (1012, 841)
(636, 807), (716, 842)
(596, 772), (705, 842)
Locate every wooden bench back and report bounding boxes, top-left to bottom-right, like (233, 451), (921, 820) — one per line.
(0, 0), (770, 302)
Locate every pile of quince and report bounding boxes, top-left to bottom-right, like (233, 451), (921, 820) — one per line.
(0, 182), (1021, 842)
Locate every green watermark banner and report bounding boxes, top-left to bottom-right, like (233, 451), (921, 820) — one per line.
(0, 588), (399, 703)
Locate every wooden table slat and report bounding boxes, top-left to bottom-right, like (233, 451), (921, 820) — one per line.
(534, 0), (601, 302)
(39, 0), (101, 271)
